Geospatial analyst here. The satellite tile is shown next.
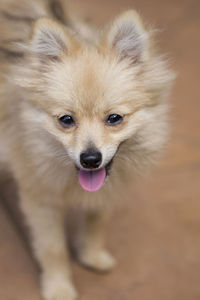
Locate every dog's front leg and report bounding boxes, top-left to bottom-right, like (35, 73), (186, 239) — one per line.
(77, 210), (116, 272)
(20, 192), (77, 300)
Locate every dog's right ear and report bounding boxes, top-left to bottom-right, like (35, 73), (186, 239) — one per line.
(102, 10), (149, 65)
(28, 18), (79, 59)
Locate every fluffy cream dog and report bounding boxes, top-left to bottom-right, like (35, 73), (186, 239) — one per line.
(0, 0), (174, 299)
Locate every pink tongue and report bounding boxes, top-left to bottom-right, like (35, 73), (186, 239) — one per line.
(78, 168), (106, 192)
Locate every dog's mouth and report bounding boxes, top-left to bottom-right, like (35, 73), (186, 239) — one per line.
(77, 160), (113, 193)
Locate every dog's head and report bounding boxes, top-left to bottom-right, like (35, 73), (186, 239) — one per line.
(15, 11), (174, 192)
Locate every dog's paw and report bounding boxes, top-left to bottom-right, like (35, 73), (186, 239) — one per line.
(78, 249), (116, 273)
(42, 275), (78, 300)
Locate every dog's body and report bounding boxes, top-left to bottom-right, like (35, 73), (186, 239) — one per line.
(0, 1), (174, 299)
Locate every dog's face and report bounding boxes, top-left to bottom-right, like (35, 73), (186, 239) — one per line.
(17, 11), (173, 192)
(37, 51), (147, 168)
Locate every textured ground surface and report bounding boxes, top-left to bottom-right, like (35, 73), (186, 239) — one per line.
(0, 0), (200, 299)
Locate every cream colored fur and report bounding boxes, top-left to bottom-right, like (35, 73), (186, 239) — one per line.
(0, 1), (174, 299)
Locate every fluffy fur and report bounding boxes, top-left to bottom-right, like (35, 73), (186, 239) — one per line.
(0, 1), (174, 299)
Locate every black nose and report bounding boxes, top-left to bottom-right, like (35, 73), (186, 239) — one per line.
(80, 151), (102, 169)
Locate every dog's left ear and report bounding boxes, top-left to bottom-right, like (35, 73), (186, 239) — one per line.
(102, 10), (149, 64)
(28, 18), (80, 59)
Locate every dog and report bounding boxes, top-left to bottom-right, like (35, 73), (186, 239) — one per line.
(0, 0), (175, 299)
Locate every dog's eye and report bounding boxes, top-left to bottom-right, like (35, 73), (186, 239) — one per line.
(58, 115), (75, 128)
(106, 114), (123, 126)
